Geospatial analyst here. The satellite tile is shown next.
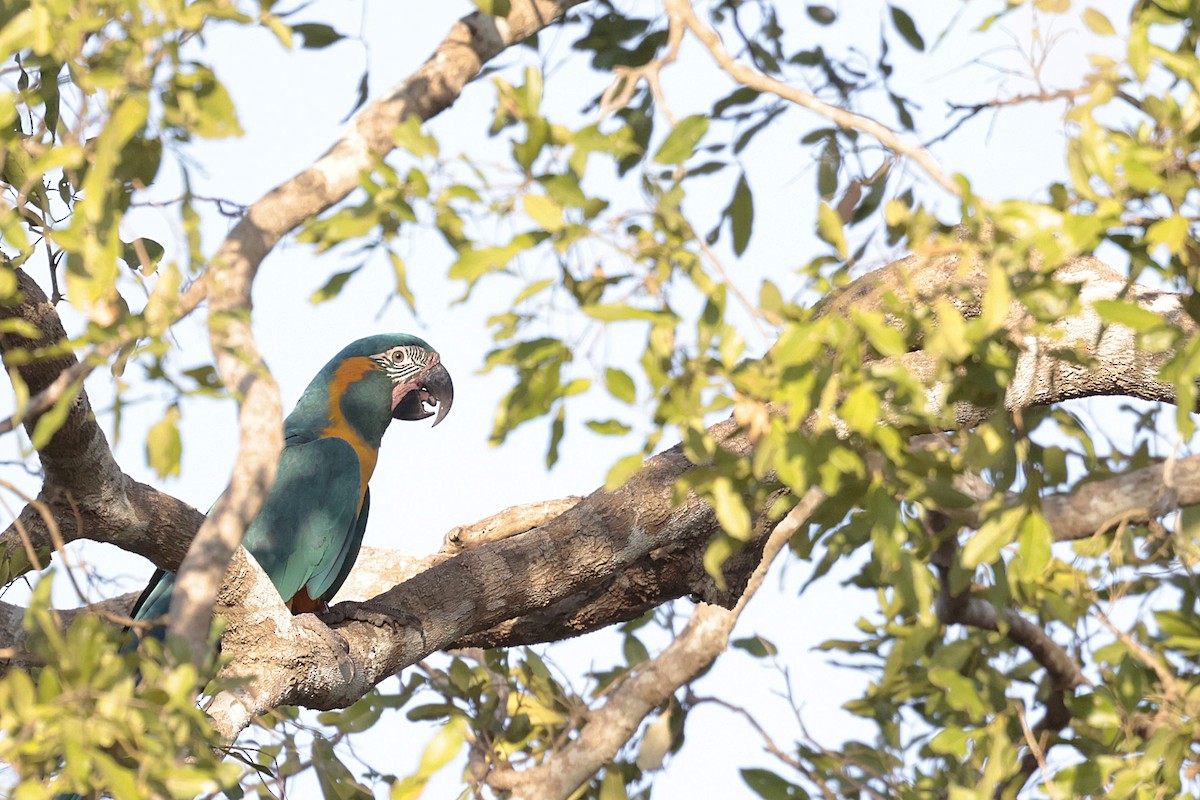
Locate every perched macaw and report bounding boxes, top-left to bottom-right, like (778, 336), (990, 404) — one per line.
(131, 332), (454, 631)
(52, 335), (452, 800)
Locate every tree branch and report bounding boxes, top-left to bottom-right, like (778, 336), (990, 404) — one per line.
(486, 489), (823, 800)
(5, 249), (1199, 746)
(0, 267), (206, 571)
(665, 0), (963, 197)
(929, 515), (1087, 798)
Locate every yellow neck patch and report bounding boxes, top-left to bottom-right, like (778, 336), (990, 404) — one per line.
(320, 356), (380, 503)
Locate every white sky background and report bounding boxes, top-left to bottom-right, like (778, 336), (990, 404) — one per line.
(0, 0), (1141, 797)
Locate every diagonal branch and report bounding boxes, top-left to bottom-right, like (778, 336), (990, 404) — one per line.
(0, 3), (590, 580)
(664, 0), (963, 197)
(486, 489), (824, 800)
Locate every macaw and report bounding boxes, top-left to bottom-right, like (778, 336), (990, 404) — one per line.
(51, 334), (452, 800)
(131, 332), (454, 633)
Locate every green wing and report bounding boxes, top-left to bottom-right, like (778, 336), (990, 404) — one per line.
(129, 436), (366, 635)
(308, 487), (370, 603)
(128, 567), (173, 644)
(242, 436), (366, 605)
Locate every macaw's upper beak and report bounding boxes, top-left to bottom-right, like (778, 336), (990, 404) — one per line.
(393, 362), (454, 426)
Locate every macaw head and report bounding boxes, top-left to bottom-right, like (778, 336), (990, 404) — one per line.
(290, 334), (454, 445)
(338, 333), (454, 426)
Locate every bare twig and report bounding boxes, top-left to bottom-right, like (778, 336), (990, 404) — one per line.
(442, 497), (582, 552)
(664, 0), (964, 198)
(691, 696), (841, 800)
(1016, 704), (1066, 800)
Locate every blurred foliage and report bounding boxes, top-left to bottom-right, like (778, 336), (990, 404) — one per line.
(0, 0), (1199, 798)
(0, 577), (237, 799)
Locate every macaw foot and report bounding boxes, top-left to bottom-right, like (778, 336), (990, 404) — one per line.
(294, 613), (355, 681)
(321, 600), (426, 647)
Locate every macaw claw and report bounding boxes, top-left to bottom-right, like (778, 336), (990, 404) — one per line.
(322, 600), (426, 645)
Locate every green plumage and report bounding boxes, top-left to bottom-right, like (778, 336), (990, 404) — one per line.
(58, 334), (453, 799)
(130, 332), (449, 631)
(132, 440), (368, 623)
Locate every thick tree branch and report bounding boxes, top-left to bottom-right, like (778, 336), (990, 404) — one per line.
(836, 254), (1193, 421)
(202, 410), (770, 738)
(4, 251), (1198, 744)
(0, 267), (206, 570)
(1041, 454), (1196, 541)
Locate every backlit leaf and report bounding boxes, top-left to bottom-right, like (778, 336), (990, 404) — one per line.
(654, 115), (708, 165)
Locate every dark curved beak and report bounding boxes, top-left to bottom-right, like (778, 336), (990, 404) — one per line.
(393, 362), (454, 426)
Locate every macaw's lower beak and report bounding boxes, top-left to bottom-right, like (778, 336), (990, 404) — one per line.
(393, 362), (454, 426)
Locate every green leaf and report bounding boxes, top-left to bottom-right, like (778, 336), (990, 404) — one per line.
(927, 298), (971, 362)
(840, 383), (880, 434)
(889, 5), (925, 50)
(546, 405), (565, 468)
(741, 767), (807, 799)
(928, 666), (986, 718)
(392, 114), (439, 158)
(623, 635), (649, 665)
(598, 768), (630, 800)
(449, 232), (546, 290)
(582, 303), (678, 326)
(524, 193), (564, 232)
(1146, 215), (1188, 254)
(711, 477), (751, 540)
(513, 278), (554, 305)
(605, 453), (644, 489)
(346, 70), (369, 120)
(392, 719), (466, 800)
(388, 251), (417, 314)
(310, 267), (360, 304)
(816, 202), (847, 257)
(980, 263), (1012, 334)
(164, 67), (242, 139)
(727, 172), (754, 256)
(146, 406), (182, 478)
(472, 0), (511, 16)
(806, 5), (836, 25)
(961, 506), (1024, 569)
(30, 378), (84, 450)
(605, 368), (637, 403)
(817, 139), (839, 198)
(929, 726), (971, 758)
(733, 635), (779, 658)
(850, 308), (905, 357)
(1082, 7), (1116, 34)
(312, 738), (372, 800)
(291, 23), (345, 49)
(1092, 299), (1164, 333)
(1013, 511), (1051, 583)
(587, 418), (632, 435)
(120, 238), (165, 274)
(654, 115), (709, 165)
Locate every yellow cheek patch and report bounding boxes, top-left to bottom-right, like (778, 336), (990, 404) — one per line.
(321, 357), (381, 504)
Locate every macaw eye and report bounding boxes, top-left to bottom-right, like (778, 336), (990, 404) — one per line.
(391, 350), (407, 365)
